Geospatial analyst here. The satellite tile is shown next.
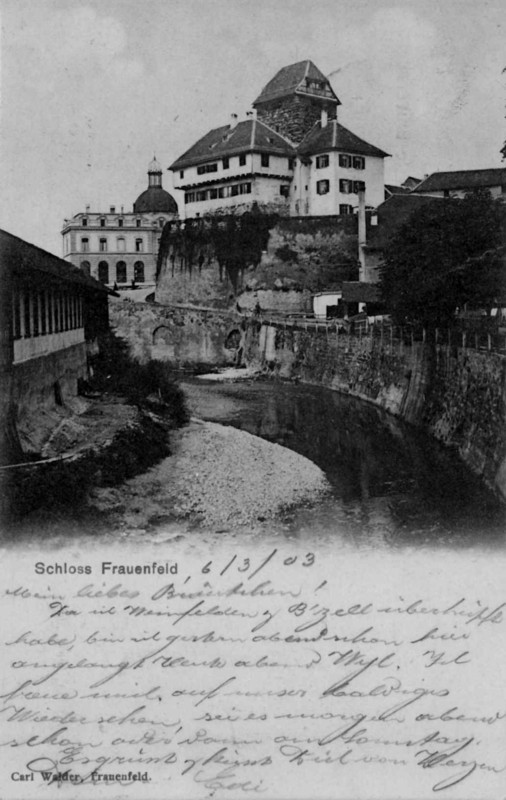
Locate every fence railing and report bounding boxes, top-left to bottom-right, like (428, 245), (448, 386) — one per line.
(252, 314), (506, 356)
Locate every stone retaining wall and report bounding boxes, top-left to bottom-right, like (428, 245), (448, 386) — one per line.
(244, 320), (506, 501)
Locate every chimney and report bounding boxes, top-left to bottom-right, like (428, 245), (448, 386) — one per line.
(110, 206), (116, 213)
(357, 189), (367, 280)
(230, 113), (238, 129)
(321, 108), (328, 128)
(120, 205), (124, 214)
(85, 204), (90, 213)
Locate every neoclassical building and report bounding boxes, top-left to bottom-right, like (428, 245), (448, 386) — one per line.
(62, 158), (178, 286)
(170, 60), (388, 217)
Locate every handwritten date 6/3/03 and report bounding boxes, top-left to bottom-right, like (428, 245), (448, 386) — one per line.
(200, 549), (315, 579)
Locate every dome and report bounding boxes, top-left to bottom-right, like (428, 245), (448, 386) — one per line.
(133, 186), (178, 214)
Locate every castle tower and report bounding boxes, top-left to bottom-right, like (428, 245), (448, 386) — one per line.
(252, 60), (340, 146)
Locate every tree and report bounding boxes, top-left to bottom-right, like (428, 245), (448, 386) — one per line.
(380, 191), (505, 327)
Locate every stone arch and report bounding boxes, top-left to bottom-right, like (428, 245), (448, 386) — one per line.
(225, 328), (241, 350)
(152, 325), (172, 345)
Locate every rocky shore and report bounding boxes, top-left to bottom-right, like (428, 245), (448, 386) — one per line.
(90, 419), (329, 533)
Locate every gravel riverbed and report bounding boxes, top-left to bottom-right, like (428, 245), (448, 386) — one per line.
(90, 419), (330, 532)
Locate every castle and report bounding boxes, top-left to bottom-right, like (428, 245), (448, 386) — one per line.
(170, 60), (388, 218)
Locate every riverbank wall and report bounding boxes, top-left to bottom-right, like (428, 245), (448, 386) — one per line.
(244, 320), (506, 501)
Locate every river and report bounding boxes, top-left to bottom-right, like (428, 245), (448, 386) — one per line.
(181, 376), (506, 550)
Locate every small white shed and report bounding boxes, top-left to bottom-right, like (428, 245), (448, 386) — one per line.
(312, 291), (342, 319)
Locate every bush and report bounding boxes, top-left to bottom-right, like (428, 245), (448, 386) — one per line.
(88, 332), (189, 425)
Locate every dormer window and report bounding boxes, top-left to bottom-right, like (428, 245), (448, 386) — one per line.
(118, 218), (123, 227)
(82, 218), (88, 227)
(100, 218), (106, 227)
(136, 219), (141, 228)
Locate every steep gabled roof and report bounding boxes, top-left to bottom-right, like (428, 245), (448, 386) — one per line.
(169, 119), (295, 171)
(253, 59), (340, 106)
(415, 168), (506, 193)
(385, 184), (410, 196)
(0, 228), (111, 293)
(297, 119), (390, 159)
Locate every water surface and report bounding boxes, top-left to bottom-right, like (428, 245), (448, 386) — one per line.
(181, 377), (506, 550)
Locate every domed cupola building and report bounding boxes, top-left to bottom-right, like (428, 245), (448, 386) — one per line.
(133, 157), (179, 215)
(62, 158), (179, 288)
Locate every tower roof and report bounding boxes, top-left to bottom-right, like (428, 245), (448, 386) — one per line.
(133, 187), (178, 214)
(253, 60), (340, 106)
(297, 119), (390, 159)
(133, 158), (178, 214)
(148, 156), (162, 173)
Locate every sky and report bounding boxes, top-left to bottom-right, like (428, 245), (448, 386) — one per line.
(1, 0), (505, 255)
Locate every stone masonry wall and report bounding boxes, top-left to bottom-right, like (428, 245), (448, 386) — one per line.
(155, 216), (357, 310)
(110, 298), (239, 368)
(244, 320), (506, 500)
(256, 96), (327, 145)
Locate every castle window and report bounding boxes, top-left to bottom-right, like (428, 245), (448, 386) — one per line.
(82, 218), (88, 226)
(118, 218), (124, 227)
(353, 180), (366, 193)
(117, 237), (125, 252)
(261, 154), (270, 168)
(81, 237), (89, 252)
(339, 154), (352, 168)
(317, 179), (330, 195)
(222, 157), (229, 169)
(339, 204), (353, 215)
(100, 218), (106, 227)
(353, 156), (365, 170)
(98, 261), (109, 284)
(339, 179), (352, 194)
(81, 261), (91, 277)
(134, 261), (145, 283)
(99, 237), (108, 252)
(197, 163), (218, 175)
(280, 185), (290, 197)
(135, 238), (143, 252)
(136, 219), (141, 227)
(316, 155), (329, 169)
(116, 261), (127, 283)
(239, 154), (247, 166)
